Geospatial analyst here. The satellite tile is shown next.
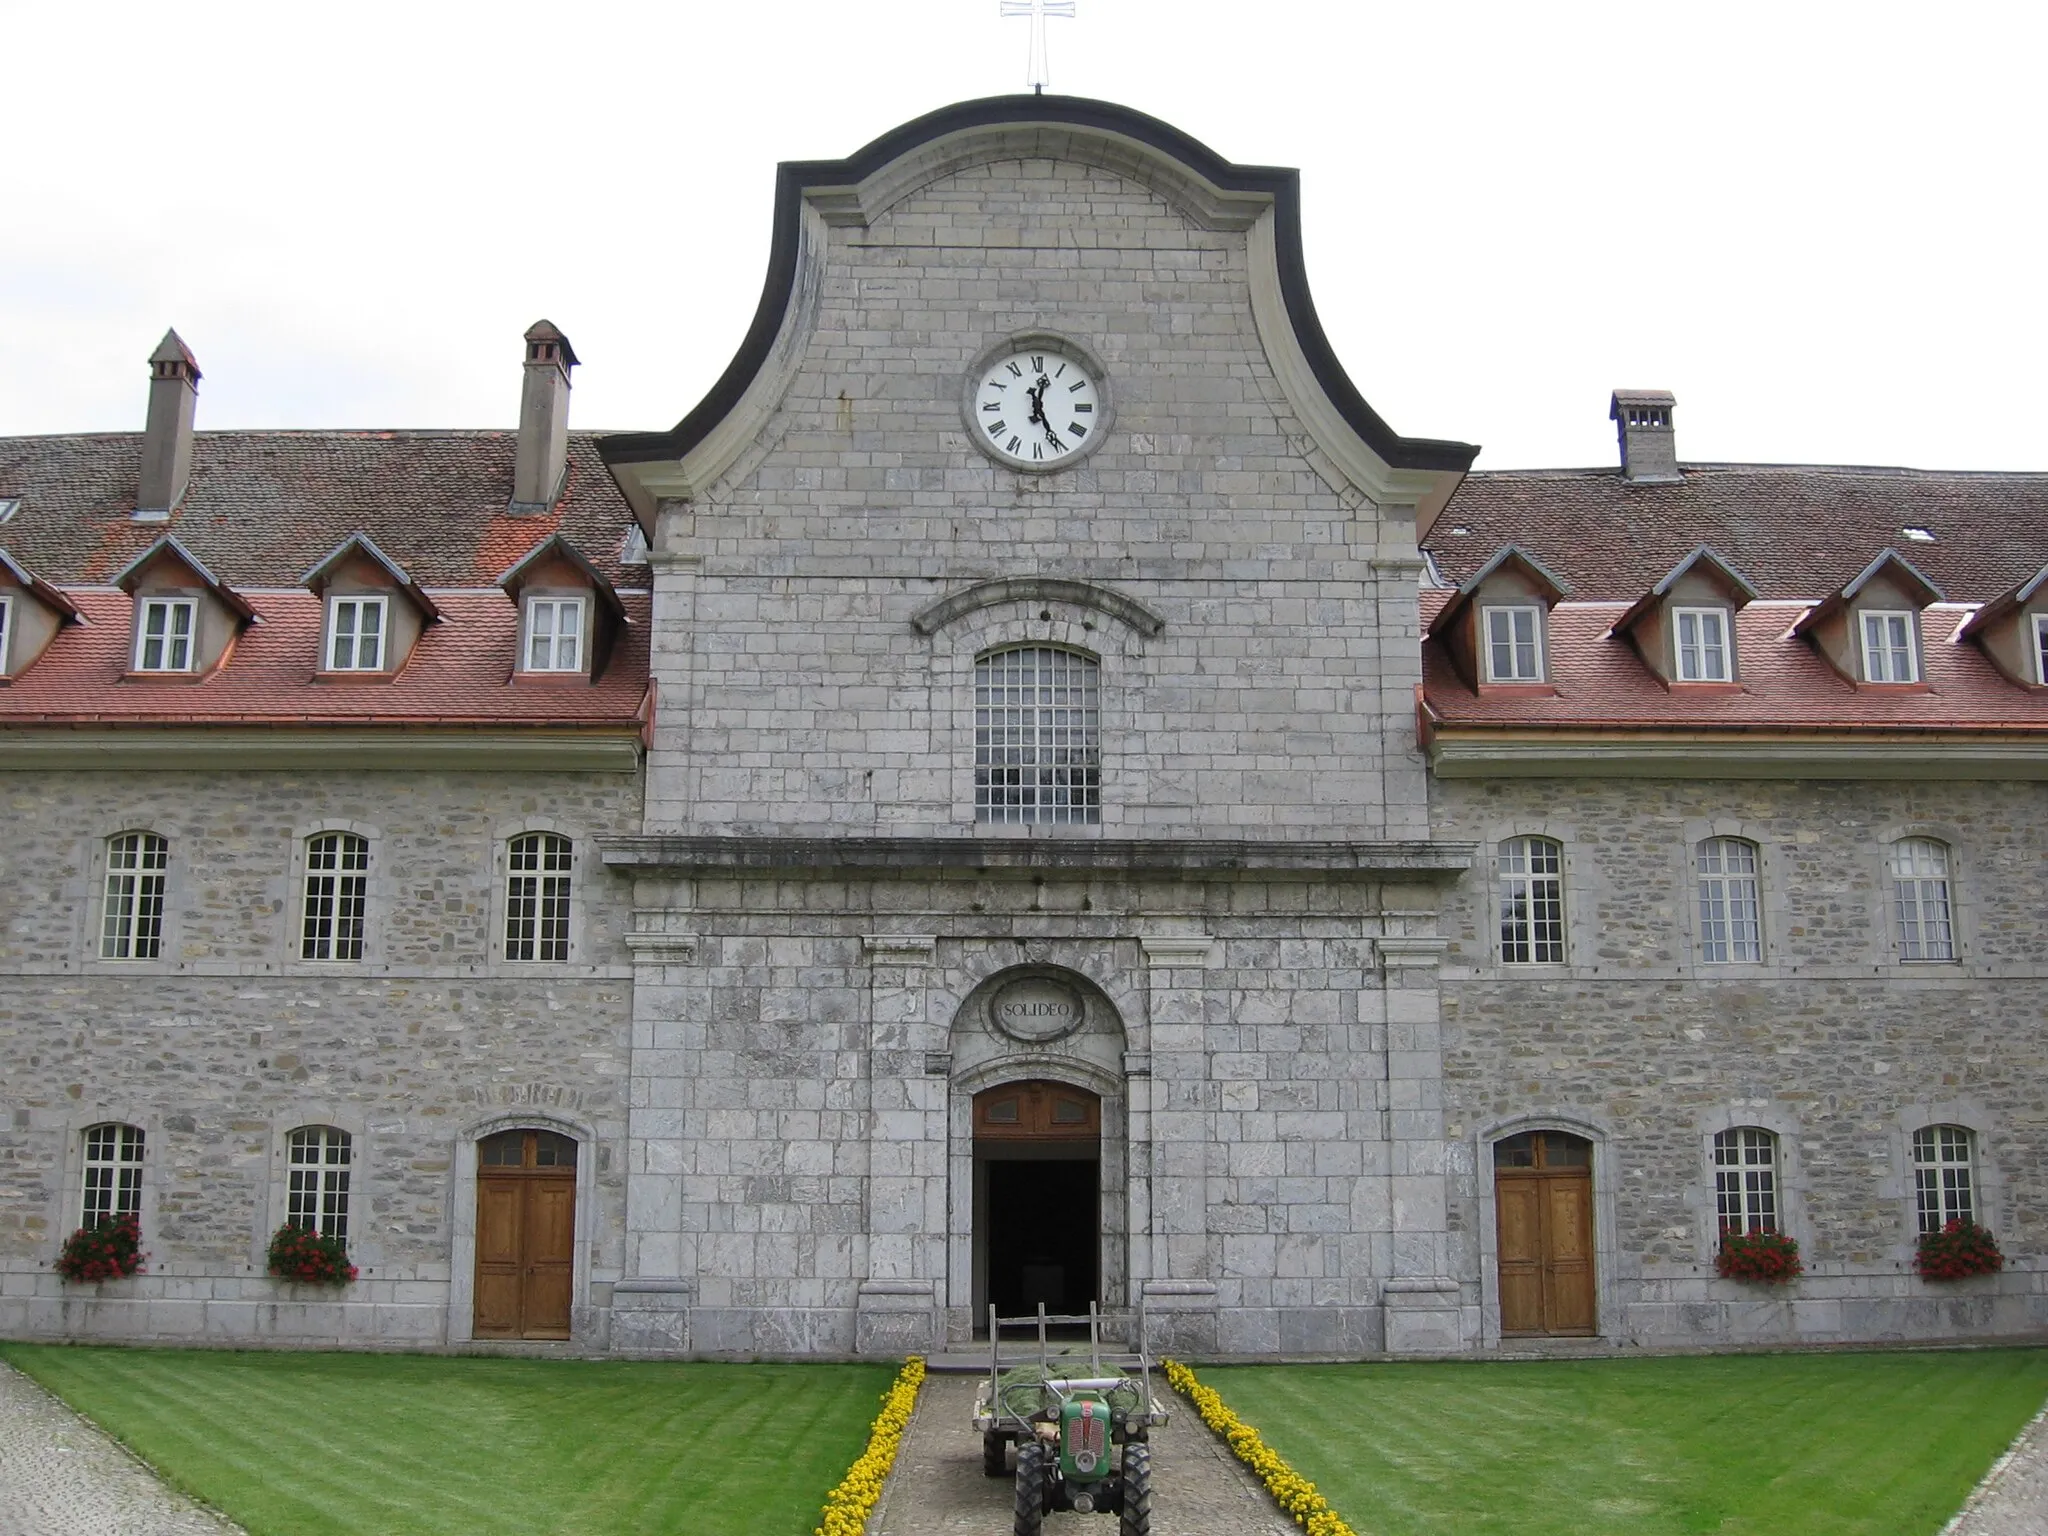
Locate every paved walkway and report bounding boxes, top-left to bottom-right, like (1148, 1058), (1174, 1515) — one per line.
(1946, 1401), (2048, 1536)
(0, 1361), (242, 1536)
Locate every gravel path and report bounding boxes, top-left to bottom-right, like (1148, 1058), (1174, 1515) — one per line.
(1945, 1401), (2048, 1536)
(0, 1361), (243, 1536)
(869, 1370), (1293, 1536)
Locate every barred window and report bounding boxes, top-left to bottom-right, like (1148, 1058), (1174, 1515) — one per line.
(325, 596), (387, 671)
(301, 832), (369, 961)
(1714, 1127), (1779, 1235)
(287, 1126), (352, 1240)
(975, 646), (1100, 825)
(82, 1123), (144, 1226)
(101, 832), (169, 960)
(1696, 837), (1762, 963)
(1483, 606), (1543, 682)
(1498, 836), (1565, 964)
(505, 832), (573, 961)
(1913, 1125), (1976, 1234)
(1889, 838), (1955, 962)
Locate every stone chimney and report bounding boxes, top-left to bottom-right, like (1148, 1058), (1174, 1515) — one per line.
(1609, 389), (1680, 484)
(137, 329), (201, 519)
(511, 320), (578, 514)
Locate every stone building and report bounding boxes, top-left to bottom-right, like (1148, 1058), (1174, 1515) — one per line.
(1, 95), (2044, 1357)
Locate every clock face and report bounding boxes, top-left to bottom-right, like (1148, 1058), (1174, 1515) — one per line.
(973, 347), (1102, 469)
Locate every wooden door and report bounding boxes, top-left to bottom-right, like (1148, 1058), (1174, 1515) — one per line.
(474, 1129), (577, 1340)
(1493, 1130), (1596, 1336)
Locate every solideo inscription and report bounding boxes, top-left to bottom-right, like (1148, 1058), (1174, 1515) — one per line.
(990, 977), (1085, 1042)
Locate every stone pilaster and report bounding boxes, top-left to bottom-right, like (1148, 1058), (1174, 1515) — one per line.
(1139, 932), (1216, 1353)
(615, 915), (700, 1353)
(857, 934), (940, 1354)
(1374, 933), (1462, 1354)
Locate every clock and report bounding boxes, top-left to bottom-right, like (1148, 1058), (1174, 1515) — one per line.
(968, 342), (1105, 470)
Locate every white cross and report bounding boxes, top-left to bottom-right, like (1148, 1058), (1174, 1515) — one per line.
(1000, 0), (1075, 95)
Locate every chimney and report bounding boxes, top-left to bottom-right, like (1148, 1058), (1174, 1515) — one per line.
(1609, 389), (1680, 484)
(137, 329), (201, 519)
(511, 320), (578, 514)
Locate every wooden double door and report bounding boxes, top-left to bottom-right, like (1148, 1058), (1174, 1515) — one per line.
(474, 1129), (576, 1340)
(1494, 1130), (1597, 1336)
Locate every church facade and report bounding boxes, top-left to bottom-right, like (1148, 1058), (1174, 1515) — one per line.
(1, 96), (2043, 1358)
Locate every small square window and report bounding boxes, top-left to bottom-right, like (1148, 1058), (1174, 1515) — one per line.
(135, 597), (196, 672)
(326, 596), (388, 671)
(1673, 607), (1731, 682)
(1859, 610), (1918, 683)
(524, 598), (585, 673)
(1483, 606), (1543, 682)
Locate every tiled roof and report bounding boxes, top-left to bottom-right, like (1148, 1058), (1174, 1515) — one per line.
(0, 431), (643, 588)
(1431, 465), (2048, 603)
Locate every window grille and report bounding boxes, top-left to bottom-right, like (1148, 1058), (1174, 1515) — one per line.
(1674, 608), (1731, 682)
(101, 832), (169, 960)
(301, 832), (370, 961)
(326, 596), (387, 671)
(1913, 1125), (1976, 1233)
(1696, 837), (1762, 963)
(505, 832), (573, 961)
(286, 1126), (352, 1239)
(1483, 606), (1543, 682)
(524, 598), (584, 672)
(82, 1123), (144, 1225)
(1860, 611), (1917, 682)
(974, 647), (1100, 825)
(135, 597), (196, 671)
(1889, 838), (1954, 961)
(1498, 836), (1565, 963)
(1714, 1127), (1779, 1234)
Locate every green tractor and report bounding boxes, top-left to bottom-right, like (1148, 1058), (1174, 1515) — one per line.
(973, 1305), (1169, 1536)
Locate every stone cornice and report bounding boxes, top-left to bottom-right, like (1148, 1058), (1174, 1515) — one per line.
(1428, 731), (2048, 780)
(0, 726), (643, 773)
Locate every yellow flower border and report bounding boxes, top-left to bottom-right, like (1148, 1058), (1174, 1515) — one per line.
(816, 1354), (926, 1536)
(1162, 1358), (1359, 1536)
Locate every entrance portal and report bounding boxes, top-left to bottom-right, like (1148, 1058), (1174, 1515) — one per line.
(473, 1128), (576, 1340)
(1493, 1130), (1596, 1336)
(974, 1081), (1100, 1325)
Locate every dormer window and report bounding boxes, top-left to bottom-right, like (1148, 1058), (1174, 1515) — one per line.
(135, 597), (196, 672)
(1484, 606), (1543, 682)
(0, 594), (10, 672)
(1674, 607), (1731, 682)
(326, 596), (388, 671)
(2034, 614), (2048, 685)
(1860, 610), (1918, 683)
(524, 597), (585, 673)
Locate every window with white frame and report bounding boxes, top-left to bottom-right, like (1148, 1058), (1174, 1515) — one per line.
(325, 595), (387, 671)
(1498, 835), (1566, 963)
(1696, 837), (1763, 963)
(1483, 606), (1543, 682)
(505, 832), (572, 961)
(1859, 610), (1918, 682)
(0, 593), (11, 673)
(286, 1126), (352, 1239)
(1913, 1125), (1976, 1233)
(301, 832), (369, 961)
(975, 646), (1100, 825)
(1674, 607), (1731, 682)
(2033, 613), (2048, 686)
(1889, 837), (1955, 961)
(82, 1123), (144, 1225)
(1713, 1126), (1780, 1234)
(134, 597), (196, 672)
(524, 597), (585, 673)
(101, 832), (169, 960)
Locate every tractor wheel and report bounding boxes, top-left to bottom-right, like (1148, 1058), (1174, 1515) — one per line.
(1118, 1443), (1152, 1536)
(1013, 1440), (1046, 1536)
(983, 1429), (1009, 1477)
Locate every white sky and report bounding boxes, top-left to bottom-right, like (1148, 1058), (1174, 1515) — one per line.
(5, 0), (2044, 472)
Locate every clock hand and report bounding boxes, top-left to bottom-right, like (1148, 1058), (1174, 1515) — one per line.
(1027, 377), (1049, 425)
(1043, 422), (1066, 452)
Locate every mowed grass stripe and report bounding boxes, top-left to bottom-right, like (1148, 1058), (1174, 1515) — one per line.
(1204, 1350), (2048, 1536)
(2, 1346), (893, 1536)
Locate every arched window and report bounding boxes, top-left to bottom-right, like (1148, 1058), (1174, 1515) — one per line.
(1889, 838), (1955, 961)
(974, 646), (1100, 825)
(505, 833), (573, 961)
(81, 1123), (144, 1226)
(287, 1126), (353, 1239)
(1913, 1125), (1976, 1233)
(1696, 837), (1762, 963)
(1713, 1127), (1779, 1234)
(301, 832), (369, 961)
(101, 832), (168, 960)
(1497, 836), (1565, 964)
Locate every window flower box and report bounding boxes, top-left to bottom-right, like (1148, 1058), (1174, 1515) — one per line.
(266, 1223), (358, 1287)
(1916, 1219), (2003, 1282)
(1715, 1229), (1802, 1284)
(54, 1212), (148, 1283)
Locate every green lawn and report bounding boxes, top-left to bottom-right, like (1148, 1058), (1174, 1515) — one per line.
(1203, 1350), (2048, 1536)
(1, 1345), (893, 1536)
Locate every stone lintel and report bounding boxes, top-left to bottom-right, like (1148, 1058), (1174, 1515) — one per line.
(1139, 933), (1219, 968)
(1376, 937), (1449, 971)
(862, 933), (938, 964)
(623, 929), (698, 964)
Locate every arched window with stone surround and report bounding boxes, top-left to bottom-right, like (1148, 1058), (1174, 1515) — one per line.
(1713, 1127), (1779, 1234)
(1696, 837), (1762, 963)
(1913, 1125), (1977, 1233)
(101, 831), (168, 960)
(974, 645), (1100, 825)
(1889, 838), (1955, 962)
(1497, 836), (1565, 964)
(504, 832), (573, 961)
(286, 1126), (353, 1239)
(81, 1123), (144, 1226)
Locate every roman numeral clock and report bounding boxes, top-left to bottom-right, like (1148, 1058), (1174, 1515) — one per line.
(965, 337), (1109, 471)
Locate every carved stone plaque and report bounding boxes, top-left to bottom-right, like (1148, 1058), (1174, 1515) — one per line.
(989, 976), (1086, 1043)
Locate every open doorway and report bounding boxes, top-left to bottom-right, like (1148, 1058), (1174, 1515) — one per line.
(973, 1081), (1100, 1330)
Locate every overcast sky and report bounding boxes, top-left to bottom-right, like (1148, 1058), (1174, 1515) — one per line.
(5, 1), (2044, 472)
